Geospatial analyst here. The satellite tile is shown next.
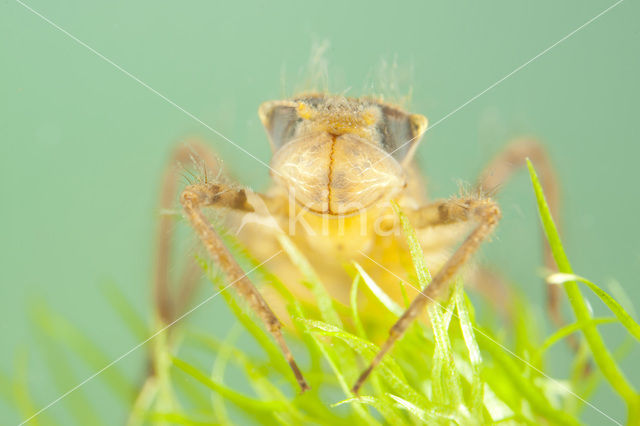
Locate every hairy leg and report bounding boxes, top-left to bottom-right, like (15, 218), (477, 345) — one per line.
(153, 140), (222, 325)
(153, 141), (285, 324)
(136, 140), (225, 415)
(181, 182), (310, 392)
(474, 138), (564, 331)
(352, 197), (501, 393)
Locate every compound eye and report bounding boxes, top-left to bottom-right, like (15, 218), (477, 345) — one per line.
(378, 105), (428, 166)
(258, 101), (300, 152)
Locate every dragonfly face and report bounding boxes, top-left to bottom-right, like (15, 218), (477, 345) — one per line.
(260, 94), (428, 215)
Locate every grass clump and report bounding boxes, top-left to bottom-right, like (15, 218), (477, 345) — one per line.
(3, 162), (640, 425)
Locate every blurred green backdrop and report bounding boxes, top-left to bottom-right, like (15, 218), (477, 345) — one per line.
(1, 0), (639, 424)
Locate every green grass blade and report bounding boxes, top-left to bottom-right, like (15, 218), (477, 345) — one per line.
(188, 331), (318, 424)
(393, 201), (465, 413)
(387, 393), (461, 424)
(292, 317), (381, 425)
(527, 159), (640, 422)
(349, 274), (367, 338)
(301, 319), (405, 379)
(186, 331), (266, 374)
(548, 273), (640, 341)
(171, 366), (213, 414)
(607, 280), (637, 320)
(33, 329), (103, 426)
(12, 349), (54, 426)
(218, 227), (296, 305)
(526, 160), (571, 271)
(332, 395), (402, 423)
(101, 282), (150, 342)
(353, 262), (403, 316)
(492, 414), (539, 425)
(428, 302), (463, 410)
(478, 331), (579, 426)
(146, 411), (219, 425)
(455, 282), (483, 419)
(172, 357), (285, 414)
(197, 257), (293, 379)
(392, 201), (432, 284)
(127, 376), (159, 426)
(386, 393), (429, 422)
(300, 318), (429, 412)
(152, 322), (180, 414)
(533, 317), (618, 364)
(399, 281), (411, 308)
(276, 232), (374, 419)
(331, 395), (377, 408)
(209, 326), (240, 424)
(188, 314), (334, 424)
(31, 303), (137, 405)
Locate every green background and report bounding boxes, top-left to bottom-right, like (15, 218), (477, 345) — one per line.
(1, 0), (638, 424)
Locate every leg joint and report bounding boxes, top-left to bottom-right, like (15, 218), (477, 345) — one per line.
(180, 187), (201, 208)
(437, 198), (501, 225)
(473, 199), (501, 224)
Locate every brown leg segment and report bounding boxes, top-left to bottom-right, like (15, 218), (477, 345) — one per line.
(153, 140), (223, 325)
(352, 197), (501, 393)
(153, 141), (283, 324)
(180, 183), (310, 392)
(473, 138), (564, 332)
